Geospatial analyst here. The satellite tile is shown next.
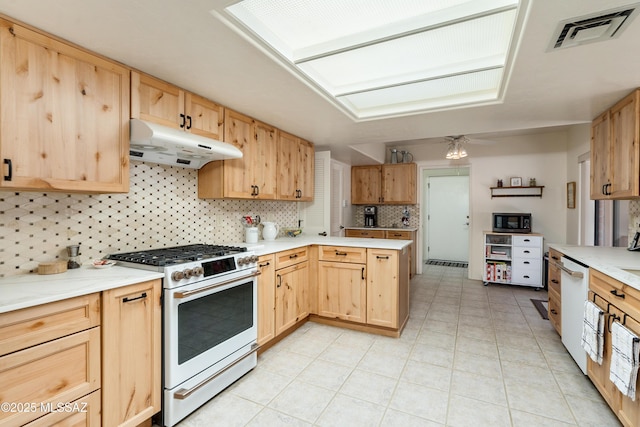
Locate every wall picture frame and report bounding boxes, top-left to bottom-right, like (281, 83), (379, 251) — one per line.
(510, 177), (522, 187)
(567, 181), (576, 209)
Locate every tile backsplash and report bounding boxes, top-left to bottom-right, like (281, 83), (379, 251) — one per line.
(0, 161), (299, 277)
(353, 204), (420, 228)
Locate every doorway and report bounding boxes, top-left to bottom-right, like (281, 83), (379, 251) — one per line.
(423, 170), (470, 264)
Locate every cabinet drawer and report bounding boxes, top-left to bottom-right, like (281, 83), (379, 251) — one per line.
(318, 246), (367, 263)
(590, 269), (640, 321)
(345, 229), (385, 239)
(512, 246), (541, 259)
(24, 390), (101, 427)
(275, 246), (309, 270)
(549, 248), (563, 264)
(0, 293), (100, 357)
(0, 327), (101, 426)
(513, 235), (542, 247)
(513, 258), (541, 271)
(511, 269), (541, 285)
(548, 264), (561, 294)
(548, 288), (561, 335)
(385, 230), (412, 240)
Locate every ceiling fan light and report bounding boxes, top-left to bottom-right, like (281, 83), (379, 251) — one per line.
(459, 144), (468, 157)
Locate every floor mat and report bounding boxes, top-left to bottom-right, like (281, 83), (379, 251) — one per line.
(531, 299), (549, 320)
(426, 259), (468, 268)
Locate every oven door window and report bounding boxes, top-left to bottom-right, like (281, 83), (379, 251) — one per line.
(177, 280), (254, 364)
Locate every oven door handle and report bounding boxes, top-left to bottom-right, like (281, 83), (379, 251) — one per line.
(173, 343), (259, 400)
(173, 270), (261, 298)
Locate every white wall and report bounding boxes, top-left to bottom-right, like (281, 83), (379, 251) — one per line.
(398, 130), (569, 280)
(565, 124), (591, 244)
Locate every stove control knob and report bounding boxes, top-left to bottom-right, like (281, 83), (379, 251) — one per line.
(237, 257), (246, 266)
(192, 267), (204, 277)
(183, 269), (194, 279)
(249, 255), (259, 263)
(172, 271), (185, 281)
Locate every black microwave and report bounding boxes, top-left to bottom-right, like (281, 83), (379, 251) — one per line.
(492, 213), (532, 233)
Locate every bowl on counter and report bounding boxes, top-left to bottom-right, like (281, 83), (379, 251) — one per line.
(92, 259), (116, 269)
(282, 227), (303, 237)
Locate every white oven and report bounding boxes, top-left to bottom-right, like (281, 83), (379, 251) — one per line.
(163, 266), (259, 426)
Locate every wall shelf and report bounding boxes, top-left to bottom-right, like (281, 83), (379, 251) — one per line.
(490, 186), (544, 198)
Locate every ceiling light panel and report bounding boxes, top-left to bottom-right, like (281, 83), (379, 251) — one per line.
(224, 0), (521, 119)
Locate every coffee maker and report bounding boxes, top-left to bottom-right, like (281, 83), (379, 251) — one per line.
(364, 206), (377, 228)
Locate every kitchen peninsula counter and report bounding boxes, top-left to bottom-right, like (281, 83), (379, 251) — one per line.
(547, 244), (640, 290)
(0, 265), (163, 314)
(244, 235), (413, 256)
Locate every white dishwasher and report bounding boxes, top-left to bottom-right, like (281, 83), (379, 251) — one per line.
(560, 256), (589, 374)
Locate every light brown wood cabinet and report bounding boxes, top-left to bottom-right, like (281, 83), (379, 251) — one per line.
(0, 294), (101, 426)
(317, 246), (367, 323)
(351, 163), (417, 205)
(24, 390), (101, 427)
(344, 228), (416, 278)
(102, 279), (161, 427)
(366, 248), (409, 329)
(275, 256), (309, 336)
(588, 268), (640, 427)
(257, 254), (276, 346)
(547, 248), (562, 335)
(198, 109), (278, 199)
(591, 89), (640, 200)
(131, 72), (224, 141)
(277, 131), (314, 201)
(0, 18), (130, 194)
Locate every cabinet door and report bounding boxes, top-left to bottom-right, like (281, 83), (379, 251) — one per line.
(318, 261), (366, 323)
(0, 20), (129, 193)
(131, 72), (184, 129)
(102, 280), (161, 427)
(591, 110), (611, 200)
(344, 229), (385, 238)
(223, 109), (255, 198)
(367, 249), (398, 328)
(254, 120), (278, 199)
(618, 311), (640, 427)
(185, 92), (224, 140)
(610, 90), (640, 199)
(351, 165), (382, 204)
(277, 131), (300, 200)
(586, 292), (616, 408)
(24, 390), (101, 427)
(298, 138), (315, 201)
(257, 255), (276, 346)
(275, 262), (308, 335)
(382, 163), (417, 204)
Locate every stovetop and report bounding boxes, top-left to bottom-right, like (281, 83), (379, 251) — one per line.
(107, 244), (248, 267)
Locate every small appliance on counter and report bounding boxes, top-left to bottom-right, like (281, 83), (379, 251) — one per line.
(364, 206), (377, 227)
(492, 212), (531, 233)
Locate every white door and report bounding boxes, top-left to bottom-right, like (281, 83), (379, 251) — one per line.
(426, 175), (469, 261)
(330, 162), (345, 236)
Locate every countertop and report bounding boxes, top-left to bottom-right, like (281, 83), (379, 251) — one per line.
(242, 235), (413, 256)
(548, 244), (640, 290)
(0, 236), (410, 314)
(0, 264), (164, 314)
(344, 226), (418, 232)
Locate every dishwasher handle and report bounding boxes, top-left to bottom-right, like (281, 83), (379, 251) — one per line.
(551, 259), (585, 279)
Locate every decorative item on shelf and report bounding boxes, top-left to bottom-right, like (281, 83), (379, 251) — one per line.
(510, 177), (522, 187)
(390, 148), (399, 163)
(529, 178), (536, 187)
(567, 181), (576, 209)
(401, 150), (413, 163)
(497, 179), (503, 187)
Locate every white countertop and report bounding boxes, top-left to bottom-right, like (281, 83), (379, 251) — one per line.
(344, 227), (418, 232)
(0, 236), (409, 314)
(548, 244), (640, 290)
(0, 265), (164, 314)
(242, 235), (412, 256)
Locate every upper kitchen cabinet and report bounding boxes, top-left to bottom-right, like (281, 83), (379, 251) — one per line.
(131, 72), (224, 140)
(351, 163), (417, 205)
(199, 109), (278, 199)
(0, 19), (130, 193)
(591, 89), (640, 200)
(277, 131), (314, 201)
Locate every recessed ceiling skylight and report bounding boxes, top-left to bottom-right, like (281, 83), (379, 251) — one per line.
(219, 0), (522, 120)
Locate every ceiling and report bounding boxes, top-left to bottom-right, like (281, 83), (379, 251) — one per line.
(1, 0), (639, 165)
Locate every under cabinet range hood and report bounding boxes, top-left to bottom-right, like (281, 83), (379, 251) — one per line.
(129, 119), (242, 169)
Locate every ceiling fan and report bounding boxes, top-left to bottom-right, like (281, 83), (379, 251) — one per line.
(443, 135), (494, 159)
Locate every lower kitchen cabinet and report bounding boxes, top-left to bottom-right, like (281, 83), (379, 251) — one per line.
(102, 279), (162, 427)
(275, 260), (309, 335)
(24, 390), (102, 427)
(367, 248), (409, 329)
(588, 269), (640, 427)
(317, 246), (367, 323)
(344, 228), (416, 278)
(548, 248), (562, 335)
(0, 294), (101, 426)
(257, 254), (276, 346)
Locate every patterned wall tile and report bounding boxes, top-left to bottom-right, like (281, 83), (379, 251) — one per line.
(0, 161), (299, 277)
(353, 205), (420, 228)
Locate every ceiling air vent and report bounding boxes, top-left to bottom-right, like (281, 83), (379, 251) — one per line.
(549, 3), (640, 50)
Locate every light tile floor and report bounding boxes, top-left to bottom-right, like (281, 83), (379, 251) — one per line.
(177, 265), (622, 427)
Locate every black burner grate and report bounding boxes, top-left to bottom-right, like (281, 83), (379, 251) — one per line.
(107, 244), (247, 266)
